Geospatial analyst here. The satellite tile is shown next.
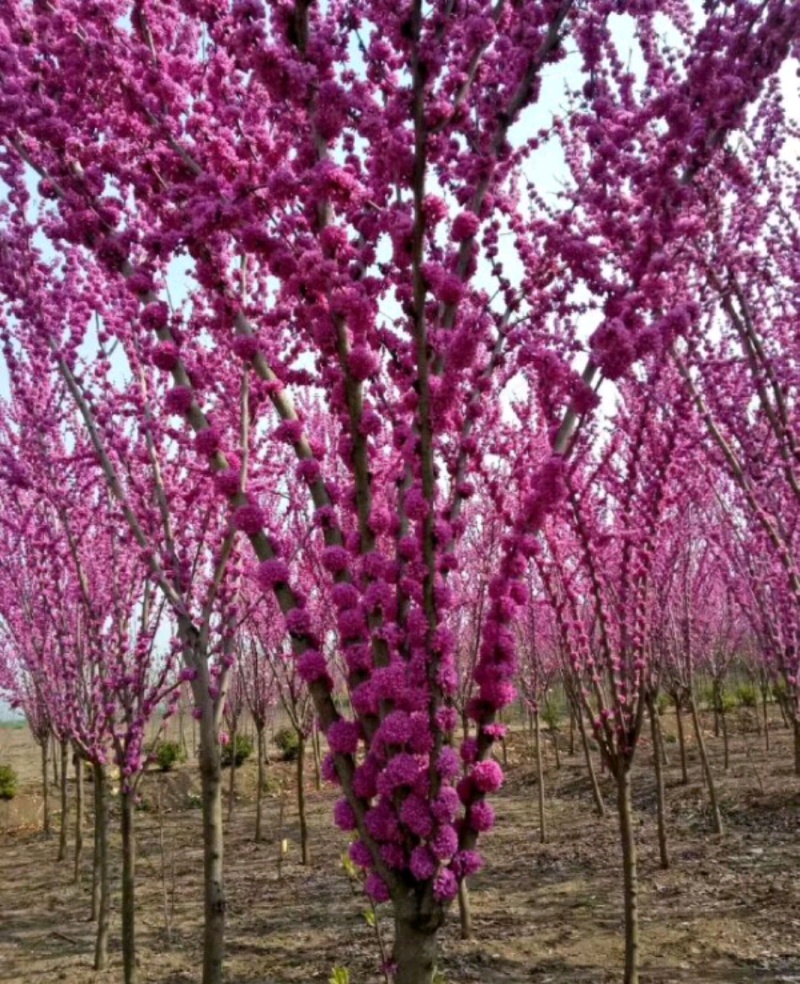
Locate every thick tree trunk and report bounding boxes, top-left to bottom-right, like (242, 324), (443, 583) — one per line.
(199, 719), (226, 984)
(255, 724), (265, 842)
(689, 694), (723, 835)
(616, 764), (640, 984)
(647, 696), (669, 870)
(58, 741), (69, 862)
(92, 763), (109, 972)
(74, 753), (84, 884)
(297, 731), (309, 865)
(393, 905), (440, 984)
(534, 707), (546, 844)
(40, 739), (51, 838)
(673, 697), (689, 785)
(577, 702), (605, 817)
(457, 877), (472, 941)
(121, 787), (138, 984)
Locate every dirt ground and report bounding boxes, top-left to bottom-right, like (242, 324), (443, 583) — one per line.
(1, 707), (799, 984)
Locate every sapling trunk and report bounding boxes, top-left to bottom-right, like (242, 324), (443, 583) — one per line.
(647, 695), (669, 870)
(40, 739), (50, 838)
(297, 730), (310, 865)
(52, 733), (59, 787)
(577, 702), (605, 817)
(120, 786), (138, 984)
(74, 752), (84, 884)
(92, 763), (110, 972)
(533, 707), (546, 843)
(312, 720), (322, 791)
(688, 693), (723, 835)
(761, 687), (770, 753)
(198, 713), (226, 984)
(58, 740), (69, 862)
(673, 696), (689, 785)
(227, 720), (237, 823)
(255, 724), (265, 842)
(569, 709), (576, 756)
(720, 698), (730, 771)
(616, 762), (640, 984)
(793, 716), (800, 776)
(457, 876), (472, 941)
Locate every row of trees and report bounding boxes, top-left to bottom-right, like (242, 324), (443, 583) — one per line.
(0, 2), (799, 983)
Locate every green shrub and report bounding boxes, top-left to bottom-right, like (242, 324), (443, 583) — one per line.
(156, 740), (186, 773)
(221, 733), (253, 769)
(735, 682), (758, 709)
(541, 699), (563, 731)
(656, 692), (671, 715)
(0, 764), (18, 801)
(273, 727), (300, 762)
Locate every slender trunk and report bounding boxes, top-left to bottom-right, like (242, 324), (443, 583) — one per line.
(312, 721), (322, 791)
(91, 784), (100, 921)
(577, 702), (605, 817)
(674, 698), (688, 785)
(793, 716), (800, 777)
(762, 689), (770, 753)
(121, 787), (138, 984)
(689, 694), (723, 835)
(616, 763), (640, 984)
(255, 725), (265, 842)
(93, 763), (109, 972)
(457, 877), (472, 941)
(534, 707), (546, 844)
(720, 702), (730, 771)
(57, 741), (69, 862)
(569, 710), (576, 756)
(40, 740), (51, 838)
(297, 731), (309, 865)
(227, 720), (237, 824)
(778, 693), (791, 729)
(647, 696), (669, 870)
(178, 695), (187, 758)
(52, 733), (60, 787)
(199, 717), (226, 984)
(73, 753), (84, 885)
(712, 681), (721, 737)
(393, 908), (440, 984)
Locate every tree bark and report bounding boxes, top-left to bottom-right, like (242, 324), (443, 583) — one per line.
(720, 700), (730, 771)
(227, 719), (237, 824)
(74, 752), (84, 885)
(52, 732), (59, 787)
(92, 763), (109, 972)
(457, 877), (472, 941)
(761, 687), (770, 753)
(255, 724), (265, 842)
(121, 787), (138, 984)
(297, 731), (309, 865)
(689, 694), (723, 835)
(393, 904), (440, 984)
(311, 720), (322, 791)
(199, 716), (226, 984)
(58, 740), (69, 862)
(40, 739), (51, 838)
(793, 716), (800, 776)
(647, 696), (669, 870)
(616, 763), (640, 984)
(673, 696), (689, 785)
(534, 707), (546, 844)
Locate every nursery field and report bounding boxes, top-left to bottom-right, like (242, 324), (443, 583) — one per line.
(1, 710), (799, 984)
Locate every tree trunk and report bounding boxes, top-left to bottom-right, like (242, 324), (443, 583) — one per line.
(40, 739), (51, 838)
(720, 701), (730, 771)
(199, 717), (226, 984)
(569, 710), (576, 756)
(255, 724), (265, 842)
(121, 787), (138, 984)
(92, 763), (109, 972)
(647, 696), (669, 870)
(58, 741), (69, 862)
(393, 906), (440, 984)
(674, 697), (689, 785)
(74, 753), (84, 884)
(312, 721), (322, 791)
(297, 731), (310, 865)
(227, 720), (237, 823)
(793, 716), (800, 777)
(761, 688), (770, 753)
(616, 763), (640, 984)
(52, 733), (60, 787)
(534, 707), (546, 844)
(712, 680), (721, 737)
(689, 694), (723, 835)
(457, 877), (472, 941)
(577, 702), (605, 817)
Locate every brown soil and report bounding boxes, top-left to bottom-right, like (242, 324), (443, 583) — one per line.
(1, 707), (799, 983)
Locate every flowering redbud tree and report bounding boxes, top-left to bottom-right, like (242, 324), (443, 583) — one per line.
(2, 3), (797, 982)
